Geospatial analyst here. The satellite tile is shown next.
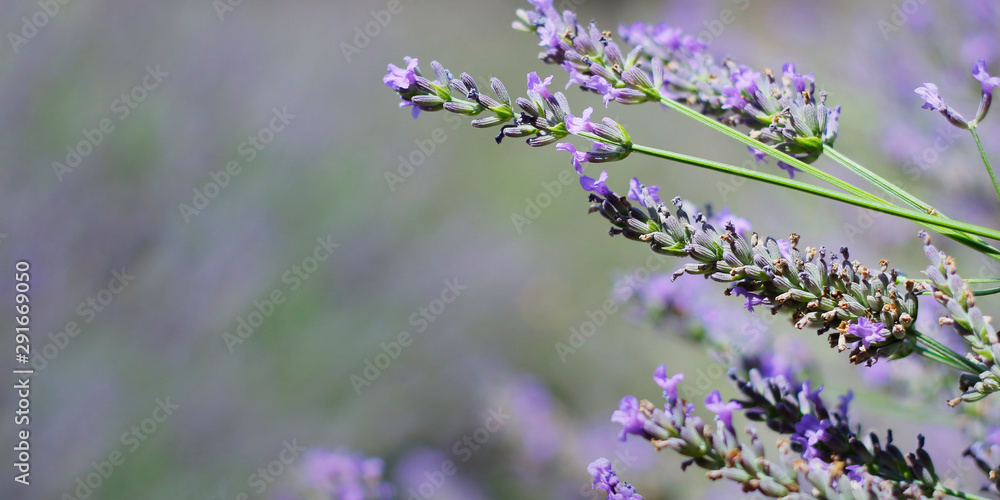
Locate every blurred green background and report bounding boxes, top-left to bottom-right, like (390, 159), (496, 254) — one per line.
(1, 0), (998, 499)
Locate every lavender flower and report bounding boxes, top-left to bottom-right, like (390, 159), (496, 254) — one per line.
(292, 448), (394, 499)
(848, 317), (887, 350)
(587, 458), (644, 500)
(627, 178), (661, 204)
(704, 390), (741, 429)
(586, 175), (924, 365)
(972, 58), (1000, 95)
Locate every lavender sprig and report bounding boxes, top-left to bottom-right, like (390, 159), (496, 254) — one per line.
(513, 1), (839, 169)
(588, 178), (926, 367)
(605, 365), (978, 499)
(920, 232), (1000, 405)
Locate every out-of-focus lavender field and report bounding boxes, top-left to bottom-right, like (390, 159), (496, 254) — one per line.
(0, 0), (997, 499)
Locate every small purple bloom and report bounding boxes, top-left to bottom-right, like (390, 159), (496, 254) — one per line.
(584, 75), (614, 107)
(730, 65), (760, 94)
(580, 170), (612, 196)
(777, 161), (800, 178)
(849, 316), (886, 349)
(733, 286), (764, 313)
(565, 107), (596, 134)
(747, 147), (768, 165)
(527, 72), (554, 100)
(776, 239), (793, 262)
(399, 100), (421, 120)
(383, 57), (419, 90)
(972, 58), (1000, 95)
(782, 63), (815, 93)
(721, 86), (747, 110)
(610, 395), (645, 442)
(563, 62), (590, 89)
(653, 365), (683, 402)
(915, 83), (947, 111)
(587, 458), (644, 499)
(555, 142), (587, 174)
(837, 391), (853, 419)
(792, 414), (832, 460)
(704, 390), (741, 429)
(627, 178), (662, 204)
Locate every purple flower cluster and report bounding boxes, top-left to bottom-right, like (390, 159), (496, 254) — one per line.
(292, 448), (394, 499)
(587, 458), (644, 500)
(915, 58), (1000, 128)
(513, 1), (841, 175)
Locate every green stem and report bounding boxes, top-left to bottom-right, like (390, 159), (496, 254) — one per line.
(656, 96), (885, 205)
(970, 125), (1000, 205)
(629, 143), (1000, 242)
(935, 484), (994, 500)
(914, 330), (984, 374)
(657, 94), (1000, 260)
(825, 147), (1000, 262)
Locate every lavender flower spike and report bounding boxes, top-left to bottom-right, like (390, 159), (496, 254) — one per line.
(587, 458), (644, 500)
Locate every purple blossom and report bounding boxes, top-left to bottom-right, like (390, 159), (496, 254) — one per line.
(610, 395), (646, 442)
(732, 286), (764, 313)
(777, 161), (800, 178)
(587, 458), (644, 499)
(653, 365), (683, 402)
(972, 58), (1000, 94)
(791, 414), (832, 460)
(915, 83), (947, 111)
(849, 316), (886, 349)
(582, 75), (615, 107)
(565, 107), (596, 134)
(555, 142), (588, 174)
(782, 63), (815, 93)
(730, 65), (760, 94)
(383, 57), (419, 90)
(580, 170), (612, 196)
(747, 146), (768, 165)
(798, 380), (825, 410)
(563, 62), (590, 88)
(527, 72), (554, 100)
(720, 86), (747, 110)
(776, 239), (793, 262)
(837, 391), (853, 419)
(704, 390), (741, 429)
(627, 178), (661, 203)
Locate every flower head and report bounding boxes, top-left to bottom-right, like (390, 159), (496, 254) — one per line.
(581, 170), (612, 196)
(704, 390), (741, 429)
(383, 57), (419, 90)
(915, 83), (947, 111)
(610, 395), (646, 442)
(628, 178), (661, 204)
(792, 414), (833, 460)
(527, 71), (555, 100)
(587, 458), (644, 499)
(565, 107), (596, 135)
(848, 316), (886, 350)
(732, 286), (764, 313)
(653, 365), (683, 402)
(972, 59), (1000, 95)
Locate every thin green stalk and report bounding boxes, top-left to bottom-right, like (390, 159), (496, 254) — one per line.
(656, 96), (885, 205)
(656, 95), (1000, 260)
(914, 330), (985, 374)
(970, 125), (1000, 205)
(825, 146), (1000, 261)
(629, 143), (1000, 242)
(935, 485), (994, 500)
